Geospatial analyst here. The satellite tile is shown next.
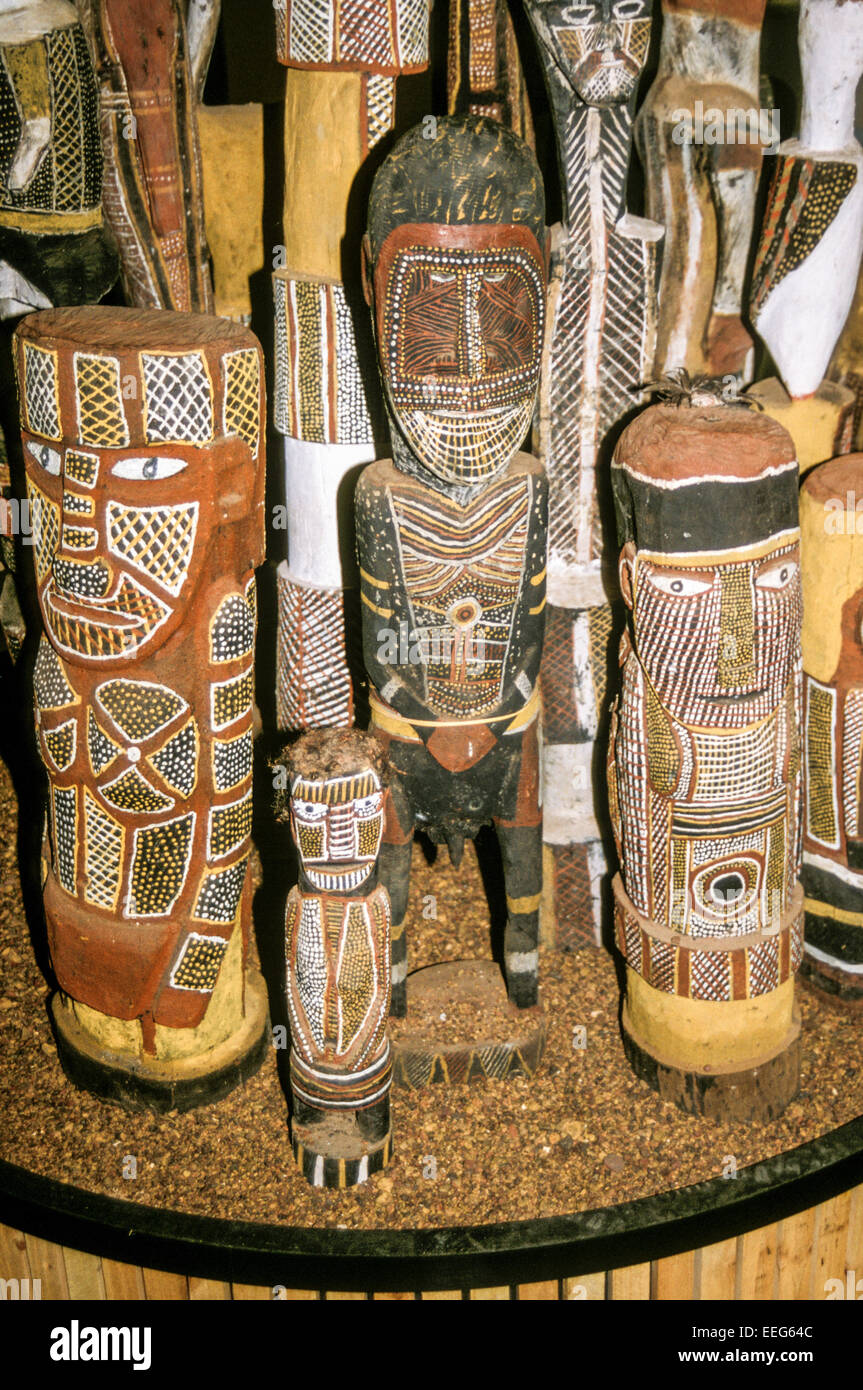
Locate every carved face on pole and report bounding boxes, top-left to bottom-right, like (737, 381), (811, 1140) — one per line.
(364, 115), (547, 492)
(523, 0), (652, 104)
(19, 314), (262, 667)
(622, 537), (801, 732)
(290, 769), (386, 894)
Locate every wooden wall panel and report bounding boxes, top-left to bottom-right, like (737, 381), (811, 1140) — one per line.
(1, 1180), (861, 1302)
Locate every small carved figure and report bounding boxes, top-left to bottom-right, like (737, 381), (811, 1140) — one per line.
(274, 729), (393, 1187)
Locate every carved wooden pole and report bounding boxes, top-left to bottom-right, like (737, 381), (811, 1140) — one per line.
(635, 0), (768, 382)
(274, 730), (393, 1187)
(799, 455), (863, 1007)
(16, 305), (268, 1110)
(748, 0), (863, 471)
(272, 0), (430, 731)
(522, 0), (662, 948)
(80, 0), (214, 312)
(0, 0), (117, 316)
(610, 391), (803, 1120)
(357, 115), (548, 1019)
(447, 0), (534, 144)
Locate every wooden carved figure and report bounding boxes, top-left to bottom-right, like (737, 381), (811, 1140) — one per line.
(636, 0), (768, 381)
(274, 730), (392, 1187)
(272, 0), (430, 732)
(357, 115), (548, 1016)
(523, 0), (663, 948)
(78, 0), (214, 312)
(799, 455), (863, 1007)
(16, 305), (268, 1111)
(610, 392), (803, 1120)
(447, 0), (535, 143)
(750, 0), (863, 402)
(0, 0), (117, 316)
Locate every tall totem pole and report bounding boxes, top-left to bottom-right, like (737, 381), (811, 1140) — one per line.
(16, 306), (269, 1110)
(523, 0), (662, 947)
(272, 0), (430, 731)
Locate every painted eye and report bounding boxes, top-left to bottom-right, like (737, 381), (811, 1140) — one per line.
(756, 561), (798, 590)
(293, 800), (327, 821)
(111, 456), (187, 481)
(614, 0), (645, 17)
(429, 272), (457, 285)
(560, 5), (596, 22)
(354, 794), (382, 816)
(27, 441), (61, 475)
(647, 573), (712, 597)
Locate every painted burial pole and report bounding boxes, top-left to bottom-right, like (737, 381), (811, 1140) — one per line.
(78, 0), (214, 313)
(747, 0), (863, 471)
(447, 0), (535, 144)
(609, 388), (804, 1121)
(15, 305), (268, 1112)
(0, 0), (117, 317)
(357, 115), (548, 1018)
(635, 0), (768, 383)
(799, 455), (863, 1007)
(272, 0), (430, 732)
(273, 730), (392, 1187)
(522, 0), (663, 950)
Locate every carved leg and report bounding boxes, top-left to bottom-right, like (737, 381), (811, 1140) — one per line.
(379, 775), (415, 1018)
(495, 819), (542, 1008)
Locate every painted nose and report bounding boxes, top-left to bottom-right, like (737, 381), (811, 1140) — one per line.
(717, 569), (756, 687)
(461, 275), (485, 381)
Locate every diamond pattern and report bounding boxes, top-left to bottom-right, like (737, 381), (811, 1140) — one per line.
(24, 344), (60, 439)
(142, 353), (213, 444)
(222, 349), (260, 457)
(48, 27), (84, 212)
(74, 354), (129, 448)
(689, 951), (731, 1002)
(107, 502), (198, 596)
(83, 788), (124, 912)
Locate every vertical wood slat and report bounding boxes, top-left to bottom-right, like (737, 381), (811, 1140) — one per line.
(188, 1277), (232, 1300)
(469, 1286), (512, 1300)
(846, 1183), (863, 1272)
(420, 1289), (463, 1299)
(738, 1221), (778, 1300)
(700, 1237), (739, 1300)
(372, 1290), (416, 1300)
(775, 1208), (817, 1301)
(62, 1246), (106, 1301)
(562, 1272), (606, 1300)
(101, 1258), (146, 1300)
(653, 1250), (696, 1300)
(323, 1290), (368, 1300)
(141, 1268), (190, 1300)
(232, 1283), (275, 1300)
(811, 1192), (852, 1299)
(24, 1234), (69, 1300)
(0, 1224), (32, 1282)
(517, 1281), (559, 1300)
(609, 1262), (650, 1300)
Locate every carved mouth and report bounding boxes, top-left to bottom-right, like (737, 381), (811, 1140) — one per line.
(305, 864), (373, 893)
(42, 576), (170, 660)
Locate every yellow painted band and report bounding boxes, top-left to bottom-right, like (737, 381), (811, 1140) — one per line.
(0, 207), (102, 233)
(361, 592), (393, 618)
(529, 597), (546, 615)
(804, 896), (863, 927)
(360, 567), (389, 588)
(369, 686), (539, 734)
(507, 892), (542, 914)
(530, 567), (546, 587)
